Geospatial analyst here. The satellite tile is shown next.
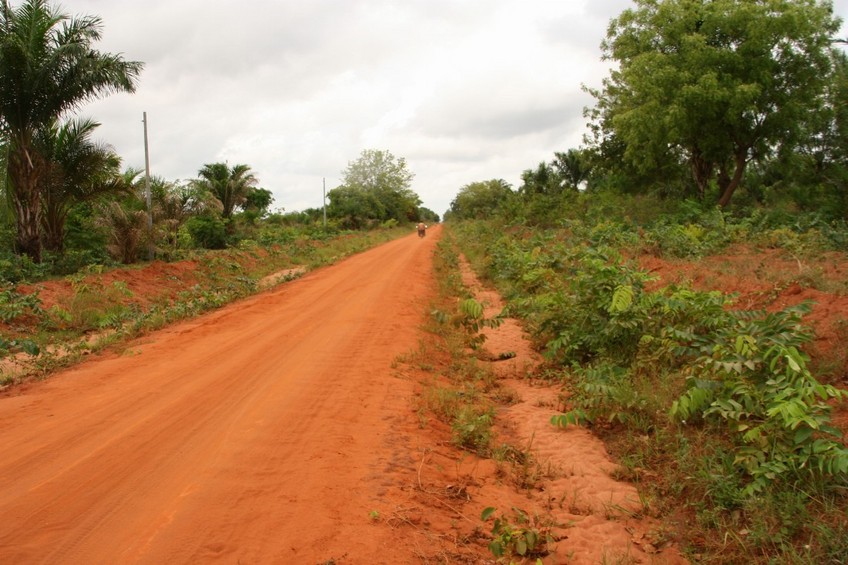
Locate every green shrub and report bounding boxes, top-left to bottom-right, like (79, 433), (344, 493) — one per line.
(451, 405), (493, 454)
(671, 303), (848, 495)
(186, 215), (227, 249)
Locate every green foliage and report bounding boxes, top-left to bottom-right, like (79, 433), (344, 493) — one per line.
(194, 163), (258, 220)
(551, 363), (649, 430)
(481, 506), (554, 561)
(467, 216), (848, 493)
(36, 117), (126, 254)
(328, 149), (420, 228)
(671, 303), (848, 494)
(0, 0), (143, 262)
(590, 0), (840, 207)
(507, 243), (654, 365)
(452, 298), (503, 350)
(449, 211), (848, 562)
(642, 205), (734, 258)
(451, 405), (493, 454)
(0, 335), (39, 357)
(48, 275), (134, 332)
(0, 252), (50, 283)
(0, 283), (41, 323)
(96, 200), (150, 264)
(186, 215), (227, 249)
(242, 187), (273, 215)
(519, 161), (564, 197)
(417, 233), (505, 460)
(447, 179), (514, 220)
(416, 206), (440, 223)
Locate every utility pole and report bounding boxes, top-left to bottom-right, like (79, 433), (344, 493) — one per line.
(323, 177), (327, 228)
(143, 112), (153, 260)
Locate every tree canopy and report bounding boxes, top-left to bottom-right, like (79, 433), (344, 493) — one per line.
(36, 118), (126, 253)
(588, 0), (841, 208)
(0, 0), (142, 261)
(448, 179), (514, 220)
(328, 149), (421, 228)
(194, 162), (259, 220)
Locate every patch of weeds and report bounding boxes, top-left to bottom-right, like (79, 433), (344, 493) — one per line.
(0, 335), (41, 358)
(451, 405), (493, 455)
(491, 385), (521, 405)
(395, 339), (440, 373)
(51, 276), (134, 332)
(808, 512), (848, 564)
(420, 382), (465, 423)
(741, 488), (811, 553)
(0, 284), (43, 324)
(481, 506), (556, 562)
(493, 438), (543, 491)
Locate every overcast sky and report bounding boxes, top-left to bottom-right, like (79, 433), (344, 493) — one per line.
(68, 0), (848, 217)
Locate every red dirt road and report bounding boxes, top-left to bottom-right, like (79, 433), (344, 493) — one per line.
(0, 229), (440, 564)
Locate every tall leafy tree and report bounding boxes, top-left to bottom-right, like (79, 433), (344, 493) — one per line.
(242, 187), (273, 215)
(0, 0), (143, 261)
(36, 118), (125, 253)
(91, 168), (147, 263)
(589, 0), (840, 207)
(448, 179), (513, 220)
(417, 206), (440, 223)
(326, 185), (383, 229)
(329, 149), (420, 227)
(194, 162), (258, 220)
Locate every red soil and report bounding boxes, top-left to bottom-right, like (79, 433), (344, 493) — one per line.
(638, 244), (848, 439)
(638, 245), (848, 387)
(1, 230), (447, 563)
(18, 259), (203, 311)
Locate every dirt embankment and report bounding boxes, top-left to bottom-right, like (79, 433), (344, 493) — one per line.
(638, 245), (848, 386)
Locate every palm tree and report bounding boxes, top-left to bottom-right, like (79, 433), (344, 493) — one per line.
(36, 118), (126, 253)
(0, 136), (11, 229)
(519, 162), (562, 196)
(552, 150), (591, 191)
(195, 163), (258, 220)
(153, 179), (220, 251)
(96, 200), (148, 264)
(0, 0), (143, 262)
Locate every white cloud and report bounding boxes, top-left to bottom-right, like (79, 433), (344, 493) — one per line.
(64, 0), (848, 216)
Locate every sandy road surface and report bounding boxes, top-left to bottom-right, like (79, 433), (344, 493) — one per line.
(0, 228), (441, 564)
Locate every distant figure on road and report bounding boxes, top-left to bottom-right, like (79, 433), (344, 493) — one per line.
(417, 222), (427, 238)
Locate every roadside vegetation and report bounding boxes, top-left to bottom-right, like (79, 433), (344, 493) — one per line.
(0, 1), (438, 384)
(448, 207), (847, 563)
(407, 232), (566, 563)
(0, 227), (409, 386)
(438, 2), (848, 561)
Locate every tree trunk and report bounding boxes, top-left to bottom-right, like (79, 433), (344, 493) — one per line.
(7, 144), (44, 263)
(41, 203), (66, 254)
(689, 147), (714, 200)
(717, 149), (748, 209)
